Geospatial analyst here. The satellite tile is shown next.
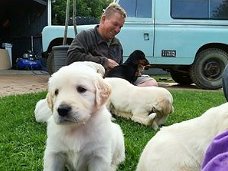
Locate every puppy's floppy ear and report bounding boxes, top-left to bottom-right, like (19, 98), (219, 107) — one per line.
(94, 76), (111, 109)
(46, 92), (54, 112)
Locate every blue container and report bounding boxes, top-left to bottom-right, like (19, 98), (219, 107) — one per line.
(16, 58), (42, 70)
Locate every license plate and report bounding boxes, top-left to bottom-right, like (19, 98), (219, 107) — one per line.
(161, 50), (176, 57)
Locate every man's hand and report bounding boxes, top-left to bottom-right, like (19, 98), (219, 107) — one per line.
(107, 59), (119, 70)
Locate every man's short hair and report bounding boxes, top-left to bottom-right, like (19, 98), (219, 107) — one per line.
(103, 2), (127, 19)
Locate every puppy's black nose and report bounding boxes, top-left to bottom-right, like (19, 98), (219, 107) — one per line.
(57, 104), (71, 117)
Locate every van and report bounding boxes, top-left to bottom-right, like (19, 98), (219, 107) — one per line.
(42, 0), (228, 89)
(116, 0), (228, 89)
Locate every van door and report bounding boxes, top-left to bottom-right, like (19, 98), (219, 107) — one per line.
(116, 0), (154, 62)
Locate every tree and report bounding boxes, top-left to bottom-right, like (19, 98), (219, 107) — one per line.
(212, 0), (228, 19)
(52, 0), (112, 25)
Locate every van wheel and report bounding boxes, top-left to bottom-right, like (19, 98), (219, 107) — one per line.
(47, 51), (54, 75)
(190, 48), (228, 90)
(170, 70), (193, 85)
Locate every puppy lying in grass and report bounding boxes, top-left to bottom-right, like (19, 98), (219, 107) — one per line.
(105, 77), (174, 130)
(105, 50), (150, 83)
(136, 102), (228, 171)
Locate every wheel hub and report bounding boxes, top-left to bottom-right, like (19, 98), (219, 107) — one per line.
(203, 61), (221, 79)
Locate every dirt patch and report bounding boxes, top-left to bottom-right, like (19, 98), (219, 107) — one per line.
(0, 70), (221, 97)
(0, 74), (49, 97)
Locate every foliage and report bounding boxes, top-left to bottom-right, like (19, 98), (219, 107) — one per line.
(52, 0), (112, 25)
(0, 89), (226, 170)
(213, 0), (228, 18)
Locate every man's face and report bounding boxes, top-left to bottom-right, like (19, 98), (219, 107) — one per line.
(100, 12), (125, 40)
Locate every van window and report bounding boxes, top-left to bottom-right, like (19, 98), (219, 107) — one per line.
(118, 0), (136, 17)
(118, 0), (152, 18)
(171, 0), (228, 20)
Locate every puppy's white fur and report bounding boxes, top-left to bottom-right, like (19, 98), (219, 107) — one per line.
(34, 61), (105, 123)
(40, 62), (124, 171)
(137, 102), (228, 171)
(68, 61), (106, 77)
(34, 98), (52, 123)
(105, 77), (174, 130)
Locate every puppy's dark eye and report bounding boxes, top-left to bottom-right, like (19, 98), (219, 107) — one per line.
(55, 89), (59, 96)
(77, 86), (87, 93)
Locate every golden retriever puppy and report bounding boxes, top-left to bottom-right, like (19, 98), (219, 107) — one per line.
(43, 63), (125, 171)
(34, 61), (105, 123)
(105, 77), (174, 130)
(137, 102), (228, 171)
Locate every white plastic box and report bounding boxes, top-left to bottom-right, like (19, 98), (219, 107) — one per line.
(0, 49), (11, 69)
(2, 43), (12, 67)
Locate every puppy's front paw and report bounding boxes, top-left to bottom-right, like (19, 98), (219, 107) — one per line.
(148, 113), (156, 119)
(111, 116), (116, 121)
(152, 121), (159, 131)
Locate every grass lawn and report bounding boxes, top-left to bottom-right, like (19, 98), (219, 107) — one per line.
(0, 89), (226, 171)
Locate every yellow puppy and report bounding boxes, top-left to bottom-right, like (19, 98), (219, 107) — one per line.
(137, 103), (228, 171)
(36, 62), (125, 171)
(105, 77), (174, 130)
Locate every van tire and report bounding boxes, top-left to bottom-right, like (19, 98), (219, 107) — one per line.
(170, 70), (193, 85)
(47, 51), (54, 75)
(190, 48), (228, 90)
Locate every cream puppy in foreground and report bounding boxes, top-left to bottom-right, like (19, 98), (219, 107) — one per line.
(137, 102), (228, 171)
(105, 77), (174, 130)
(41, 62), (125, 171)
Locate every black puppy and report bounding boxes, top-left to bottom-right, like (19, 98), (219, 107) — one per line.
(105, 50), (150, 83)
